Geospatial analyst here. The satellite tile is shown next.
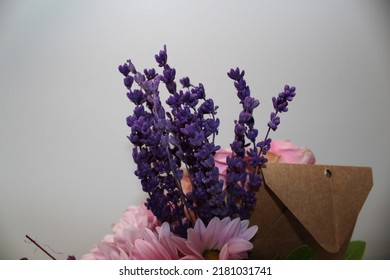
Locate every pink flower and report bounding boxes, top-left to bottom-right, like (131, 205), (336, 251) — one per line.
(81, 235), (132, 260)
(112, 204), (157, 235)
(268, 139), (315, 164)
(131, 223), (182, 260)
(82, 223), (181, 260)
(173, 217), (258, 260)
(81, 204), (157, 260)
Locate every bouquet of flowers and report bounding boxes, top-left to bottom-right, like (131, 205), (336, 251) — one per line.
(80, 45), (315, 260)
(24, 46), (369, 261)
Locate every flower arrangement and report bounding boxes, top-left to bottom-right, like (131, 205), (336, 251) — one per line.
(82, 45), (302, 260)
(24, 46), (368, 260)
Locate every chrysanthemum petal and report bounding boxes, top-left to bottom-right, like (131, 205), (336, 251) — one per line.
(226, 238), (253, 254)
(240, 219), (249, 230)
(219, 245), (230, 260)
(218, 218), (241, 247)
(158, 231), (179, 259)
(186, 240), (204, 259)
(204, 217), (221, 249)
(134, 238), (173, 260)
(240, 225), (258, 240)
(219, 238), (253, 260)
(171, 236), (195, 257)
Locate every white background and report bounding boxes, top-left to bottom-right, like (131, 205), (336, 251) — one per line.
(0, 260), (388, 279)
(0, 0), (389, 259)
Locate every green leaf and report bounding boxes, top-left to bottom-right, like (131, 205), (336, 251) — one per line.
(344, 241), (366, 260)
(286, 245), (316, 260)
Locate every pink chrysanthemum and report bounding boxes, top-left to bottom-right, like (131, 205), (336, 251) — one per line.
(173, 217), (258, 260)
(81, 234), (133, 260)
(81, 205), (156, 260)
(131, 222), (182, 260)
(112, 204), (157, 235)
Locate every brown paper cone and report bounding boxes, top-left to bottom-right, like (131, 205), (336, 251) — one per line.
(249, 163), (373, 259)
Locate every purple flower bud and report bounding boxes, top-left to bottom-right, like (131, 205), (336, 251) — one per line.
(243, 97), (260, 112)
(199, 99), (215, 114)
(118, 64), (130, 76)
(239, 111), (252, 123)
(155, 45), (168, 67)
(267, 112), (280, 131)
(234, 123), (247, 136)
(257, 138), (272, 154)
(234, 79), (247, 91)
(191, 84), (205, 99)
(118, 60), (136, 76)
(230, 140), (245, 157)
(227, 67), (245, 81)
(143, 77), (160, 93)
(162, 67), (176, 82)
(237, 87), (251, 101)
(127, 60), (137, 73)
(127, 89), (144, 105)
(247, 128), (258, 142)
(180, 77), (191, 88)
(134, 72), (145, 85)
(123, 76), (133, 88)
(144, 68), (157, 80)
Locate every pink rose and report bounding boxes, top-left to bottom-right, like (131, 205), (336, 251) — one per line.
(268, 139), (315, 164)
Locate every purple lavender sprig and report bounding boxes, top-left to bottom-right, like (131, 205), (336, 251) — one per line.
(251, 84), (296, 178)
(119, 55), (190, 236)
(119, 46), (227, 235)
(157, 48), (227, 225)
(226, 68), (265, 219)
(226, 68), (296, 219)
(259, 84), (296, 161)
(267, 85), (296, 131)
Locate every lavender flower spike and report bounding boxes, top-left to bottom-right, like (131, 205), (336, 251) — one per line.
(272, 85), (296, 113)
(156, 46), (227, 225)
(226, 68), (264, 220)
(120, 46), (229, 235)
(267, 85), (296, 132)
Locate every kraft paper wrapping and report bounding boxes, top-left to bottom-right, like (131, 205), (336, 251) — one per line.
(249, 163), (373, 259)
